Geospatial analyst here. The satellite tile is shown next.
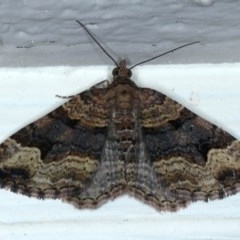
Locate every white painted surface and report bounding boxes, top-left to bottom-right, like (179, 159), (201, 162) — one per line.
(0, 64), (240, 239)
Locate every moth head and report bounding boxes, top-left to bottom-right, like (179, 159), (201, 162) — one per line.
(112, 67), (132, 79)
(112, 60), (132, 79)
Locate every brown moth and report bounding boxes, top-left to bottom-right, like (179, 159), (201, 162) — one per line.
(0, 21), (239, 212)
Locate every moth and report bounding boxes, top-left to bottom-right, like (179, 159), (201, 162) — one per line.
(0, 21), (239, 212)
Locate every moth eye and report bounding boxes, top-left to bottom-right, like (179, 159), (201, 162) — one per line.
(112, 68), (119, 76)
(127, 70), (132, 78)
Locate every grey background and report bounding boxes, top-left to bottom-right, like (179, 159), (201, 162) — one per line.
(1, 0), (240, 67)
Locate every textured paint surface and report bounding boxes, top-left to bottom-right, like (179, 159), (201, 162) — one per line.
(1, 1), (240, 66)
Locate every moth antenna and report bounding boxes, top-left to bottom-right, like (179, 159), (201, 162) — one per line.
(129, 41), (200, 69)
(76, 20), (119, 67)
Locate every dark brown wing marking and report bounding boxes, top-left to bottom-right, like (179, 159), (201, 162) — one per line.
(136, 87), (240, 211)
(0, 83), (111, 205)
